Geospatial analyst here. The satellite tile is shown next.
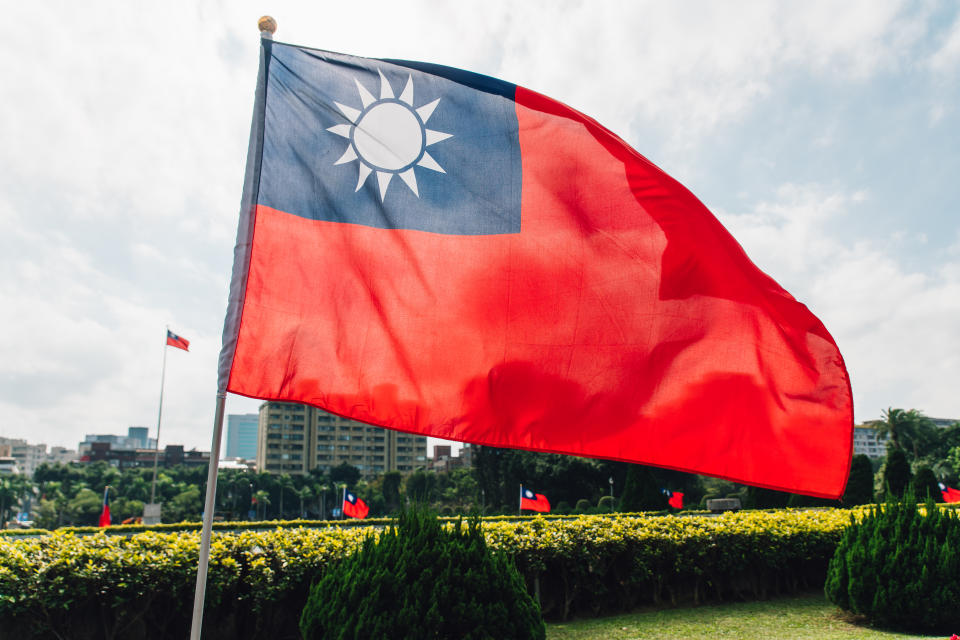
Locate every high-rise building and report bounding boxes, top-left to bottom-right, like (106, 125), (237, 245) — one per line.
(226, 414), (259, 460)
(257, 402), (427, 478)
(127, 426), (150, 448)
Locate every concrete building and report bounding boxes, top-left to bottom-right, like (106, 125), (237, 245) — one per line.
(46, 446), (78, 465)
(79, 427), (156, 455)
(0, 437), (47, 477)
(257, 401), (427, 479)
(0, 457), (20, 475)
(226, 413), (259, 460)
(852, 416), (958, 459)
(852, 425), (889, 459)
(81, 442), (210, 469)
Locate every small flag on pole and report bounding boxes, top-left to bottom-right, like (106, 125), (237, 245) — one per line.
(166, 330), (190, 351)
(661, 488), (684, 510)
(343, 490), (369, 519)
(940, 483), (960, 504)
(98, 487), (111, 527)
(520, 486), (550, 513)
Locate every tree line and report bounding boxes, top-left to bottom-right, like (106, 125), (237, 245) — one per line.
(3, 407), (958, 528)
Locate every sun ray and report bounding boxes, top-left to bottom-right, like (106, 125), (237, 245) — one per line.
(416, 98), (440, 123)
(355, 78), (376, 108)
(425, 129), (453, 146)
(327, 124), (353, 138)
(378, 70), (394, 100)
(334, 147), (357, 165)
(376, 171), (393, 200)
(334, 102), (361, 123)
(398, 168), (419, 196)
(399, 75), (414, 106)
(356, 164), (372, 191)
(417, 151), (445, 173)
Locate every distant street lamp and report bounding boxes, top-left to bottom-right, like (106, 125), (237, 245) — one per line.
(608, 476), (614, 499)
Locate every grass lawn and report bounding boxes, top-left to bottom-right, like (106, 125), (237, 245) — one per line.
(545, 592), (949, 640)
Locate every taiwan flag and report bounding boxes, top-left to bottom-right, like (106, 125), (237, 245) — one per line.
(218, 36), (853, 499)
(98, 487), (111, 528)
(940, 483), (960, 504)
(662, 489), (684, 510)
(343, 491), (369, 519)
(166, 330), (190, 352)
(520, 487), (550, 513)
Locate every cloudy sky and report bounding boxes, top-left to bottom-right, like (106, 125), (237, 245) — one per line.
(1, 1), (958, 454)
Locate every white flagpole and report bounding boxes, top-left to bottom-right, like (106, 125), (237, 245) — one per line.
(190, 19), (275, 639)
(149, 327), (169, 504)
(189, 392), (226, 640)
(518, 485), (523, 516)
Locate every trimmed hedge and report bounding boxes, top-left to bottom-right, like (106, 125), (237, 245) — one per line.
(0, 509), (855, 639)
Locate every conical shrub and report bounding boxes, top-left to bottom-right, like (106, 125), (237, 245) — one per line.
(300, 505), (545, 640)
(825, 493), (960, 634)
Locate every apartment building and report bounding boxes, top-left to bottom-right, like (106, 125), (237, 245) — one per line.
(257, 402), (427, 478)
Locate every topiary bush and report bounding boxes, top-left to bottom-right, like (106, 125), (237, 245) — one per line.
(299, 506), (545, 640)
(825, 495), (960, 634)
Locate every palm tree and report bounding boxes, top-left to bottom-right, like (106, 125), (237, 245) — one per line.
(297, 485), (314, 519)
(277, 474), (295, 519)
(253, 490), (271, 520)
(875, 408), (937, 460)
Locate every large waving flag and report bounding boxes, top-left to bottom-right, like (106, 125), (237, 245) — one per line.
(219, 38), (853, 498)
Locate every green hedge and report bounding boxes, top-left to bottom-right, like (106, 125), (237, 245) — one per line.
(0, 509), (855, 639)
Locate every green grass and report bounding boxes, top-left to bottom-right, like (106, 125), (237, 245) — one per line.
(545, 592), (947, 640)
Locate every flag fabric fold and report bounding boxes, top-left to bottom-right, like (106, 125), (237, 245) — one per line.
(98, 487), (111, 528)
(343, 490), (369, 519)
(520, 487), (551, 513)
(219, 38), (853, 499)
(166, 330), (190, 352)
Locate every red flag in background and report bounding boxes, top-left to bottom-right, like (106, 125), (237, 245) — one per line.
(166, 330), (190, 352)
(940, 483), (960, 504)
(520, 487), (551, 513)
(662, 489), (684, 510)
(218, 40), (853, 499)
(343, 491), (369, 519)
(98, 487), (111, 528)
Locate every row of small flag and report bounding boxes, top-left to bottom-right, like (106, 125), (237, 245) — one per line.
(94, 482), (960, 526)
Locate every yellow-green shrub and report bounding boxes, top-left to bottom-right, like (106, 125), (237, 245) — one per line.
(1, 509), (856, 638)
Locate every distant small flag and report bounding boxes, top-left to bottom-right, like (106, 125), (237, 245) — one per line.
(939, 483), (960, 504)
(661, 488), (684, 510)
(343, 490), (369, 519)
(166, 330), (190, 351)
(520, 486), (551, 513)
(98, 487), (111, 528)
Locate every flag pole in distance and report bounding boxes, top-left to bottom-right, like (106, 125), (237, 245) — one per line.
(149, 326), (169, 505)
(188, 16), (277, 640)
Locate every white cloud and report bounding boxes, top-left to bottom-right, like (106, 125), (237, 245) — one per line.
(716, 184), (960, 423)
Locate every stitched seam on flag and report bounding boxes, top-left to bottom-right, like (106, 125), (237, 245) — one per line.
(227, 39), (273, 393)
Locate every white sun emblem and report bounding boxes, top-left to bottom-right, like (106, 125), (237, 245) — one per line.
(327, 70), (453, 201)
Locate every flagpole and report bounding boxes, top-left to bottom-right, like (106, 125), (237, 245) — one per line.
(150, 327), (169, 504)
(189, 392), (226, 640)
(518, 485), (523, 516)
(189, 18), (275, 640)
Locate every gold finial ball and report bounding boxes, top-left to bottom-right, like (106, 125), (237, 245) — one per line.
(258, 16), (277, 35)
